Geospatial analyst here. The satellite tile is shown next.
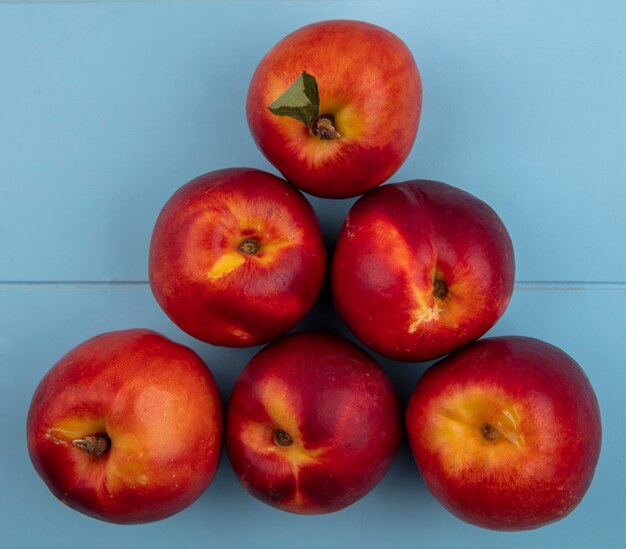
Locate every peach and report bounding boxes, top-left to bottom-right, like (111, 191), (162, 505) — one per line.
(247, 20), (421, 198)
(332, 180), (515, 361)
(149, 168), (326, 346)
(27, 329), (222, 524)
(406, 336), (602, 530)
(226, 331), (401, 513)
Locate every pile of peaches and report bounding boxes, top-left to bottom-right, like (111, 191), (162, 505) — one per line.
(27, 21), (601, 531)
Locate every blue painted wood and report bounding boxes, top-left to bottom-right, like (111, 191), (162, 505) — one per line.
(1, 2), (624, 547)
(0, 285), (622, 547)
(1, 1), (625, 281)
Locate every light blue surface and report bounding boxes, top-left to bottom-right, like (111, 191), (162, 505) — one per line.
(1, 0), (626, 282)
(1, 1), (625, 548)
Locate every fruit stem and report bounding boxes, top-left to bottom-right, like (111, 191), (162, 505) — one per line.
(239, 239), (260, 255)
(312, 115), (341, 140)
(72, 434), (111, 458)
(273, 429), (294, 447)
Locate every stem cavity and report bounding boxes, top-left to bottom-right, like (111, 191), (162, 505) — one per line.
(239, 239), (260, 255)
(273, 429), (294, 448)
(481, 423), (500, 442)
(433, 278), (448, 299)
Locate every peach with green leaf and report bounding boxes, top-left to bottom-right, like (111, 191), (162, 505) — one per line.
(247, 20), (422, 198)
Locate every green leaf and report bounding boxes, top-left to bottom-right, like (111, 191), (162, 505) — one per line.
(268, 71), (320, 128)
